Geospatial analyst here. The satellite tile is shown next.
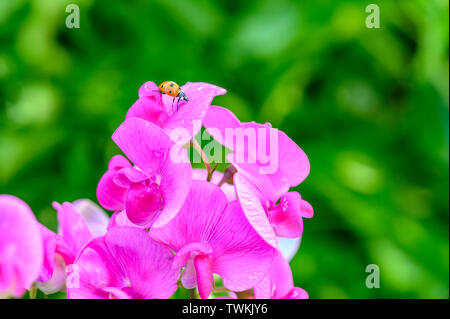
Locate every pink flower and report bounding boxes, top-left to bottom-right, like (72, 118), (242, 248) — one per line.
(149, 180), (276, 299)
(0, 195), (43, 298)
(127, 81), (226, 145)
(97, 118), (192, 228)
(254, 252), (308, 299)
(203, 106), (313, 248)
(37, 200), (109, 294)
(67, 227), (179, 299)
(203, 105), (310, 191)
(234, 172), (313, 248)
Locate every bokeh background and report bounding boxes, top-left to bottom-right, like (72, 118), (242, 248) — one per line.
(0, 0), (448, 299)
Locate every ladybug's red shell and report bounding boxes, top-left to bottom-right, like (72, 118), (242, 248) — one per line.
(159, 81), (180, 97)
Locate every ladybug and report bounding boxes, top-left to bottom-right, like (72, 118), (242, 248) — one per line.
(157, 81), (189, 112)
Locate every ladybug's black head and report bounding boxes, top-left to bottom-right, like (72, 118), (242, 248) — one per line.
(179, 90), (189, 102)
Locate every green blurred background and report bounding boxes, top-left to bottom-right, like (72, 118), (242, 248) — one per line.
(0, 0), (448, 298)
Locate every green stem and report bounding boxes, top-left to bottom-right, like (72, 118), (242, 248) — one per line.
(188, 288), (198, 299)
(212, 287), (230, 293)
(190, 139), (212, 179)
(29, 283), (37, 299)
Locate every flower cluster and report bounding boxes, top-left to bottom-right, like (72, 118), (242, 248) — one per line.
(0, 81), (312, 299)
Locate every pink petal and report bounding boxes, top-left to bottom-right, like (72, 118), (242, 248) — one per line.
(212, 201), (276, 292)
(172, 242), (213, 292)
(194, 255), (213, 299)
(96, 169), (128, 211)
(137, 81), (163, 104)
(233, 172), (278, 248)
(163, 83), (226, 145)
(180, 259), (197, 290)
(182, 82), (227, 98)
(229, 157), (289, 203)
(112, 118), (192, 228)
(150, 181), (275, 293)
(68, 227), (178, 299)
(108, 154), (132, 170)
(73, 199), (109, 238)
(0, 195), (43, 297)
(254, 252), (294, 299)
(203, 105), (241, 150)
(300, 199), (314, 218)
(66, 237), (116, 299)
(125, 182), (164, 226)
(253, 275), (271, 299)
(274, 126), (310, 186)
(126, 96), (168, 128)
(269, 192), (303, 238)
(239, 122), (310, 187)
(268, 253), (295, 298)
(149, 181), (229, 251)
(205, 106), (310, 188)
(172, 242), (213, 269)
(53, 202), (93, 262)
(286, 287), (309, 299)
(113, 166), (147, 188)
(102, 286), (132, 299)
(37, 254), (66, 295)
(38, 225), (59, 282)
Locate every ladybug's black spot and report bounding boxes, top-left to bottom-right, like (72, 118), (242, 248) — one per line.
(170, 83), (174, 87)
(169, 90), (172, 93)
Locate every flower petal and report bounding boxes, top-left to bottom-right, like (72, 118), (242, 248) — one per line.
(126, 96), (168, 128)
(205, 107), (310, 188)
(233, 172), (278, 248)
(150, 181), (275, 294)
(254, 252), (294, 299)
(38, 225), (59, 282)
(113, 118), (192, 228)
(96, 170), (128, 211)
(0, 195), (43, 297)
(37, 254), (66, 295)
(269, 192), (303, 238)
(108, 154), (132, 170)
(194, 255), (213, 299)
(138, 81), (163, 104)
(203, 105), (241, 150)
(54, 201), (93, 262)
(125, 182), (164, 226)
(73, 199), (109, 238)
(286, 287), (309, 299)
(300, 199), (314, 218)
(172, 242), (213, 269)
(212, 201), (276, 292)
(163, 83), (226, 145)
(68, 227), (178, 299)
(149, 181), (229, 251)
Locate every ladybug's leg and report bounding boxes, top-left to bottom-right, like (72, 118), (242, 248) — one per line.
(172, 97), (176, 112)
(177, 97), (180, 112)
